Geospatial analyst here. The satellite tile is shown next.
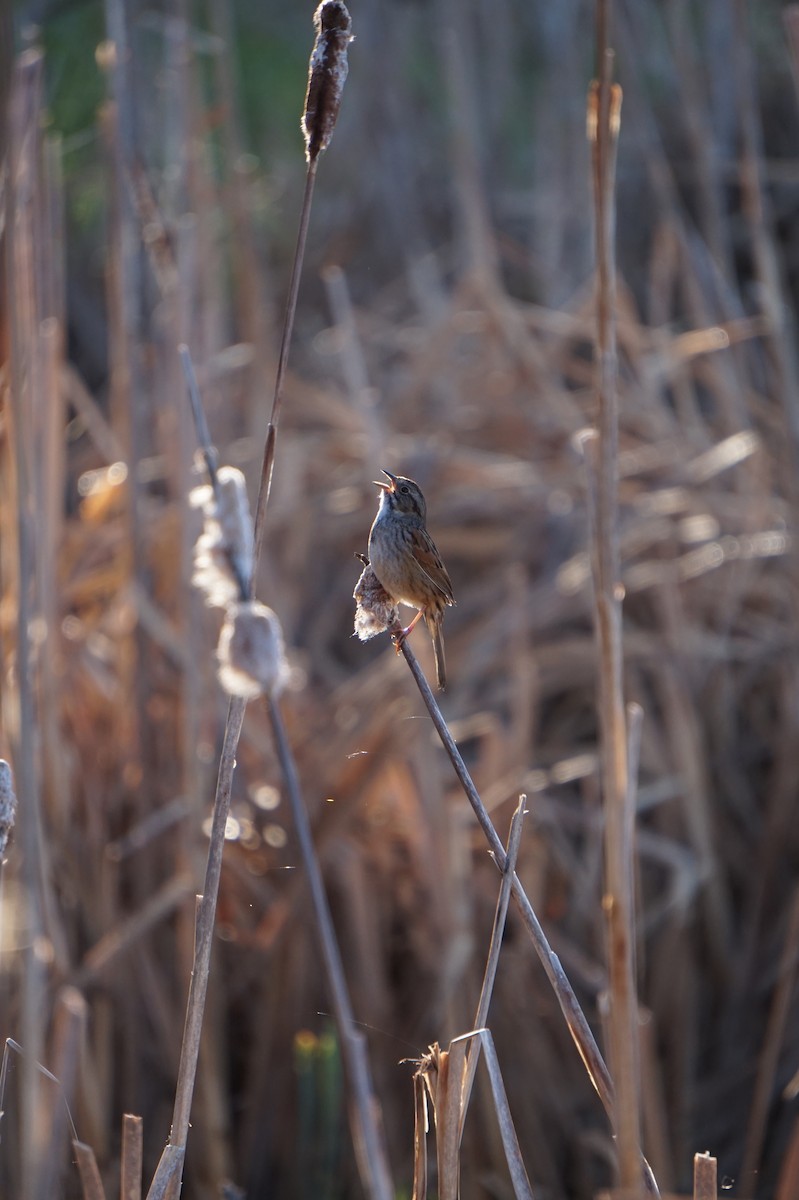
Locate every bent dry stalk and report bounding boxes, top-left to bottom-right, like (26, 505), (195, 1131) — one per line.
(394, 638), (660, 1197)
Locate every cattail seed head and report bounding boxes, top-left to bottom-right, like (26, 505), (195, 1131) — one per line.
(190, 466), (253, 607)
(217, 601), (289, 699)
(0, 761), (17, 857)
(302, 1), (353, 163)
(353, 563), (400, 641)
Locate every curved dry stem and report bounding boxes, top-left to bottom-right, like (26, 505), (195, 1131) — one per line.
(395, 638), (660, 1196)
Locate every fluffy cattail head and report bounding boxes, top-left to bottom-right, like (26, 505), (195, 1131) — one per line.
(217, 601), (289, 699)
(190, 466), (253, 607)
(353, 562), (400, 641)
(0, 761), (17, 857)
(302, 1), (353, 163)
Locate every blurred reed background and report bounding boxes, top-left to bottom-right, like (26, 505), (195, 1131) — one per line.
(3, 0), (799, 1197)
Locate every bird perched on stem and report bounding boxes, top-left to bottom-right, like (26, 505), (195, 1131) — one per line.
(368, 470), (455, 689)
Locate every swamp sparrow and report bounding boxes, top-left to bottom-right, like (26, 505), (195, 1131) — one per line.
(368, 470), (455, 689)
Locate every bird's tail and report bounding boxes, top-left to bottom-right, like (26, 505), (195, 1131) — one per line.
(425, 611), (447, 690)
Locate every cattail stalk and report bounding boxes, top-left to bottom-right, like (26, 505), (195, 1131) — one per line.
(149, 10), (362, 1192)
(252, 1), (353, 572)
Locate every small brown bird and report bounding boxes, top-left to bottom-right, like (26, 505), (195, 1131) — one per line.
(368, 470), (455, 689)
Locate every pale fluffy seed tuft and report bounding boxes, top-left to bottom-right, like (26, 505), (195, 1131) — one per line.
(190, 467), (253, 607)
(217, 601), (289, 699)
(353, 563), (399, 641)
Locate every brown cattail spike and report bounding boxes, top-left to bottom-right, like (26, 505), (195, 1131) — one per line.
(302, 1), (353, 163)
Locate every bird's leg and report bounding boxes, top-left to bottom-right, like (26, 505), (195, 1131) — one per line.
(403, 609), (425, 636)
(391, 608), (425, 654)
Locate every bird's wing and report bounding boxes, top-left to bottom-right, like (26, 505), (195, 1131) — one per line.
(409, 528), (455, 605)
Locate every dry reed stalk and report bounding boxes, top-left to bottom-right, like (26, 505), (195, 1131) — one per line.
(161, 53), (224, 1180)
(395, 638), (659, 1193)
(692, 1151), (717, 1200)
(457, 795), (526, 1141)
(253, 1), (353, 566)
(587, 3), (645, 1190)
(146, 695), (247, 1200)
(121, 1113), (144, 1200)
(73, 1141), (108, 1200)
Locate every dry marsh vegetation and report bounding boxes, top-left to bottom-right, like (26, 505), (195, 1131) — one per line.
(2, 1), (799, 1198)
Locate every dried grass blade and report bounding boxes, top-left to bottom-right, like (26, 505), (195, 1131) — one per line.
(411, 1073), (429, 1200)
(73, 1141), (108, 1200)
(436, 1041), (465, 1200)
(693, 1150), (717, 1200)
(121, 1113), (143, 1200)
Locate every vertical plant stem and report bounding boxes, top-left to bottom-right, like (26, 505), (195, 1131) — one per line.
(267, 698), (393, 1200)
(588, 2), (643, 1190)
(251, 161), (318, 580)
(146, 697), (247, 1199)
(121, 1113), (143, 1200)
(693, 1151), (717, 1200)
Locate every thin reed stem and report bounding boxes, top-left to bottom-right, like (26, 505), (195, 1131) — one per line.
(267, 698), (393, 1200)
(395, 639), (612, 1109)
(458, 795), (526, 1141)
(178, 344), (218, 491)
(693, 1151), (717, 1200)
(396, 638), (659, 1194)
(147, 697), (247, 1199)
(121, 1114), (143, 1200)
(588, 3), (644, 1190)
(251, 161), (318, 580)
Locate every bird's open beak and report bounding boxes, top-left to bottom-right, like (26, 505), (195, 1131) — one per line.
(373, 468), (397, 492)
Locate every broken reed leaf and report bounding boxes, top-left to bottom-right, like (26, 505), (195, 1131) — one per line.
(190, 466), (253, 607)
(353, 562), (399, 641)
(302, 0), (353, 163)
(217, 600), (289, 700)
(0, 761), (16, 856)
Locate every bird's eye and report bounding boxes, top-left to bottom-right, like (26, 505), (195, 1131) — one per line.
(400, 485), (410, 495)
